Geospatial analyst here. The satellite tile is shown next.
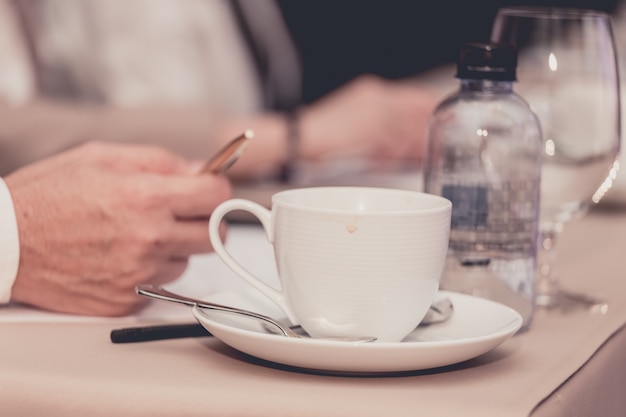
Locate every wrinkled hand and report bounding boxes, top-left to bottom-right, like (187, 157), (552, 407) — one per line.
(5, 142), (232, 316)
(300, 74), (440, 162)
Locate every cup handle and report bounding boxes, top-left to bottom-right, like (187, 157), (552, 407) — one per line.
(208, 199), (296, 323)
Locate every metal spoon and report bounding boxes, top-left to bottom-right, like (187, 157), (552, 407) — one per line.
(136, 284), (376, 342)
(422, 294), (454, 325)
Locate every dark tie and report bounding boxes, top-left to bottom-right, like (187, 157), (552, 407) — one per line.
(228, 0), (301, 112)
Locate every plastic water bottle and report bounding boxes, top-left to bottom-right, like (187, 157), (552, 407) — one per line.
(423, 42), (542, 330)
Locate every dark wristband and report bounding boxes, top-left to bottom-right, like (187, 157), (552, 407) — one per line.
(279, 108), (299, 182)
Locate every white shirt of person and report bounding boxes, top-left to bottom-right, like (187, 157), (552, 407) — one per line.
(0, 178), (20, 303)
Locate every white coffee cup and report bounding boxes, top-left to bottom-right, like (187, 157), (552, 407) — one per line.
(208, 186), (452, 342)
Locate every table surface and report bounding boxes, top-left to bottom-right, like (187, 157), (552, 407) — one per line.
(1, 205), (626, 417)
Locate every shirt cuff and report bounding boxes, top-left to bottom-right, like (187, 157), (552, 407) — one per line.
(0, 177), (19, 303)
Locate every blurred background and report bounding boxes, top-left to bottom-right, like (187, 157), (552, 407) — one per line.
(279, 0), (619, 103)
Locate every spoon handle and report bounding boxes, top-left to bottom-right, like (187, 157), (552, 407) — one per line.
(135, 284), (296, 337)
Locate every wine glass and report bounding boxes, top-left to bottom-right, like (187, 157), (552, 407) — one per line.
(491, 7), (621, 309)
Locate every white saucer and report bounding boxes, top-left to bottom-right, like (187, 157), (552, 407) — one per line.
(192, 291), (522, 373)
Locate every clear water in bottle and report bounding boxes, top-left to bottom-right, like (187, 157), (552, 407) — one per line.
(423, 43), (542, 330)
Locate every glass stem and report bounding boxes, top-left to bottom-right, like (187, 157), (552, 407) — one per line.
(535, 225), (563, 306)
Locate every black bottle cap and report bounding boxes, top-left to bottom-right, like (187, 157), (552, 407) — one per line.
(456, 42), (517, 81)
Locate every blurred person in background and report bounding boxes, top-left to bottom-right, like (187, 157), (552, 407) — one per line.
(0, 0), (617, 182)
(0, 0), (439, 184)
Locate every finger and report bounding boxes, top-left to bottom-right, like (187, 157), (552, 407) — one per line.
(150, 259), (190, 285)
(44, 287), (149, 317)
(157, 220), (228, 257)
(164, 175), (232, 219)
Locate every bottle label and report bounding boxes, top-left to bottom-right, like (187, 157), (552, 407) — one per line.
(442, 181), (538, 255)
(443, 184), (488, 228)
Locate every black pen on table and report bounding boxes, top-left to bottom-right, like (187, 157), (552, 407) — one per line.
(111, 323), (210, 343)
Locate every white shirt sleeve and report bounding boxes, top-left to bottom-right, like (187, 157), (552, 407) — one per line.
(0, 177), (19, 303)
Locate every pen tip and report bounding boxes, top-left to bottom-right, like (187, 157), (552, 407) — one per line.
(244, 129), (254, 139)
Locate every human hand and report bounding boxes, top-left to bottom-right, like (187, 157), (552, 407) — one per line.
(299, 75), (440, 163)
(5, 142), (232, 316)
